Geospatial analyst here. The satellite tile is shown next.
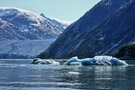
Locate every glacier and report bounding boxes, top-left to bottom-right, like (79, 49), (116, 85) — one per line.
(0, 39), (55, 59)
(65, 56), (128, 66)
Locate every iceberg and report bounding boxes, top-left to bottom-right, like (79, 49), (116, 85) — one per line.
(64, 57), (81, 65)
(65, 56), (128, 66)
(31, 58), (60, 65)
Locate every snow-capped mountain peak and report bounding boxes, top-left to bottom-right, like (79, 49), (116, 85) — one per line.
(0, 7), (64, 41)
(40, 13), (73, 29)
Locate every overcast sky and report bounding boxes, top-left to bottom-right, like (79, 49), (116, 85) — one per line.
(0, 0), (100, 21)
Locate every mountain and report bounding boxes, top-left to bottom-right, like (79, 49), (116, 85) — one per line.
(37, 0), (135, 59)
(40, 13), (72, 29)
(0, 18), (25, 40)
(0, 7), (64, 41)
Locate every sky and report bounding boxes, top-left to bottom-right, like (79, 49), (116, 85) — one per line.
(0, 0), (100, 22)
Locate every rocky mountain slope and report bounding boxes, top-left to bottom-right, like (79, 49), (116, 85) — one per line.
(0, 7), (65, 41)
(37, 0), (135, 59)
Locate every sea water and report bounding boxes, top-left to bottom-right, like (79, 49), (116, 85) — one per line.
(0, 59), (135, 90)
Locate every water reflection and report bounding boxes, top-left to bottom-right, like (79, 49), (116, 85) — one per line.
(0, 60), (135, 90)
(60, 65), (128, 90)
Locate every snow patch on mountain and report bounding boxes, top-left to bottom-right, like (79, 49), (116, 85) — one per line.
(40, 13), (73, 29)
(50, 18), (73, 26)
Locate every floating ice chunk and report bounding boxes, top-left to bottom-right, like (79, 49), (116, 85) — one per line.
(50, 60), (60, 65)
(65, 56), (128, 66)
(64, 57), (81, 65)
(94, 56), (112, 60)
(31, 58), (60, 65)
(110, 58), (127, 65)
(70, 62), (82, 66)
(94, 56), (127, 65)
(69, 72), (80, 75)
(31, 58), (45, 64)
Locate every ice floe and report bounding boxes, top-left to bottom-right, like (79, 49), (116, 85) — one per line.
(31, 58), (60, 65)
(64, 56), (128, 66)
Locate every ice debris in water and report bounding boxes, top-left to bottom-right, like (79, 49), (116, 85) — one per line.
(65, 56), (128, 66)
(31, 58), (60, 65)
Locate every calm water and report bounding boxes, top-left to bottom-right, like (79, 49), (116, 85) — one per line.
(0, 59), (135, 90)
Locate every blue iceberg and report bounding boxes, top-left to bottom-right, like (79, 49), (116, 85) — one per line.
(65, 56), (128, 66)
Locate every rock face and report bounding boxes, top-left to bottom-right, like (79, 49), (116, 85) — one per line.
(37, 0), (135, 59)
(116, 44), (135, 60)
(0, 7), (64, 41)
